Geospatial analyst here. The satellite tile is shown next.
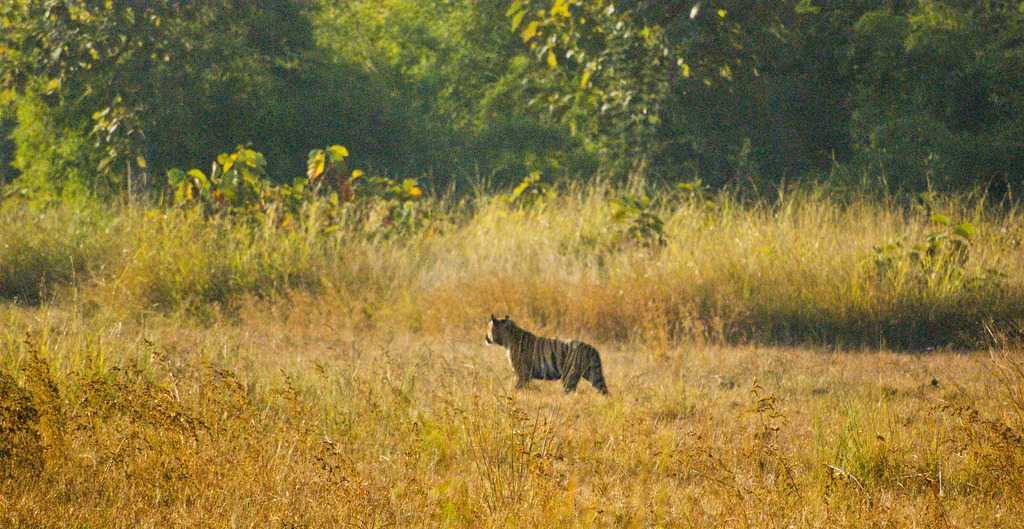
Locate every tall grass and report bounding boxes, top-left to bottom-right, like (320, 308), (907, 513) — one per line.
(0, 203), (117, 303)
(3, 186), (1021, 349)
(2, 187), (1024, 527)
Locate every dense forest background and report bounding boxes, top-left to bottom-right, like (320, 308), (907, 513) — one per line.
(1, 0), (1022, 198)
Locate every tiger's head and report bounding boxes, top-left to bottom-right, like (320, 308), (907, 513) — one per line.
(485, 314), (512, 347)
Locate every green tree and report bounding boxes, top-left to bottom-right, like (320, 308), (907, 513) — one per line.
(509, 0), (1024, 193)
(849, 2), (1024, 193)
(509, 0), (867, 185)
(315, 0), (590, 187)
(0, 0), (348, 196)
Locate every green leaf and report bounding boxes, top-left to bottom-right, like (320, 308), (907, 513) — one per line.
(551, 0), (570, 18)
(307, 150), (326, 180)
(954, 222), (976, 239)
(511, 9), (527, 31)
(580, 67), (592, 87)
(326, 145), (349, 161)
(506, 1), (526, 18)
(521, 21), (540, 42)
(174, 182), (193, 204)
(166, 168), (185, 187)
(217, 152), (234, 174)
(795, 0), (821, 14)
(402, 178), (422, 198)
(187, 169), (209, 191)
(930, 214), (952, 226)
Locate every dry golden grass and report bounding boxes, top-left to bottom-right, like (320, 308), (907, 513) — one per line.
(1, 187), (1023, 527)
(0, 298), (1022, 528)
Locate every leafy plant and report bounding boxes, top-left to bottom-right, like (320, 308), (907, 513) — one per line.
(167, 146), (281, 216)
(307, 145), (355, 201)
(871, 213), (982, 287)
(610, 193), (665, 248)
(169, 143), (428, 237)
(504, 171), (551, 208)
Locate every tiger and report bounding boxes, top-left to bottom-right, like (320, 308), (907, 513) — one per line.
(484, 314), (609, 395)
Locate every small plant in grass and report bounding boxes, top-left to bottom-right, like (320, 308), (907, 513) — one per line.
(307, 144), (426, 236)
(871, 213), (993, 288)
(503, 170), (551, 208)
(609, 193), (666, 248)
(463, 398), (563, 520)
(167, 145), (304, 217)
(306, 145), (357, 201)
(168, 144), (426, 235)
(675, 177), (706, 203)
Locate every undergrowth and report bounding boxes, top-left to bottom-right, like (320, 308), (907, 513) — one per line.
(3, 183), (1022, 349)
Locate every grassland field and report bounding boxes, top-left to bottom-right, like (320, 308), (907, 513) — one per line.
(1, 186), (1023, 528)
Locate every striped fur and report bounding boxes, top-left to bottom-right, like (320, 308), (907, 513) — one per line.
(485, 315), (609, 394)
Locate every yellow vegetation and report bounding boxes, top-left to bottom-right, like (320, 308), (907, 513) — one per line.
(1, 186), (1023, 527)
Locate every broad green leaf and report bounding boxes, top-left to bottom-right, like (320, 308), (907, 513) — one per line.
(930, 214), (952, 226)
(307, 150), (326, 180)
(506, 1), (526, 17)
(327, 145), (349, 161)
(350, 169), (365, 181)
(547, 50), (558, 68)
(551, 0), (570, 18)
(954, 222), (976, 239)
(166, 168), (185, 186)
(187, 169), (209, 190)
(521, 21), (540, 42)
(217, 153), (233, 173)
(403, 179), (423, 198)
(239, 167), (257, 185)
(511, 9), (527, 30)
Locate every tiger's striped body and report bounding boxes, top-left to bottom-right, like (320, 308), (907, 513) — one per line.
(485, 316), (609, 395)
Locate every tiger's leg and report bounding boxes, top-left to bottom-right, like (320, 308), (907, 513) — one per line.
(515, 362), (531, 389)
(583, 359), (610, 395)
(515, 372), (530, 390)
(561, 349), (582, 393)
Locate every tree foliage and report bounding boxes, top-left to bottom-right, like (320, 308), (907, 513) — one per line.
(510, 0), (1024, 192)
(0, 0), (360, 195)
(1, 0), (1022, 197)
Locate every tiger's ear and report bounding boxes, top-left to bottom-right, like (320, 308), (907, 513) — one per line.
(503, 313), (510, 321)
(490, 313), (497, 322)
